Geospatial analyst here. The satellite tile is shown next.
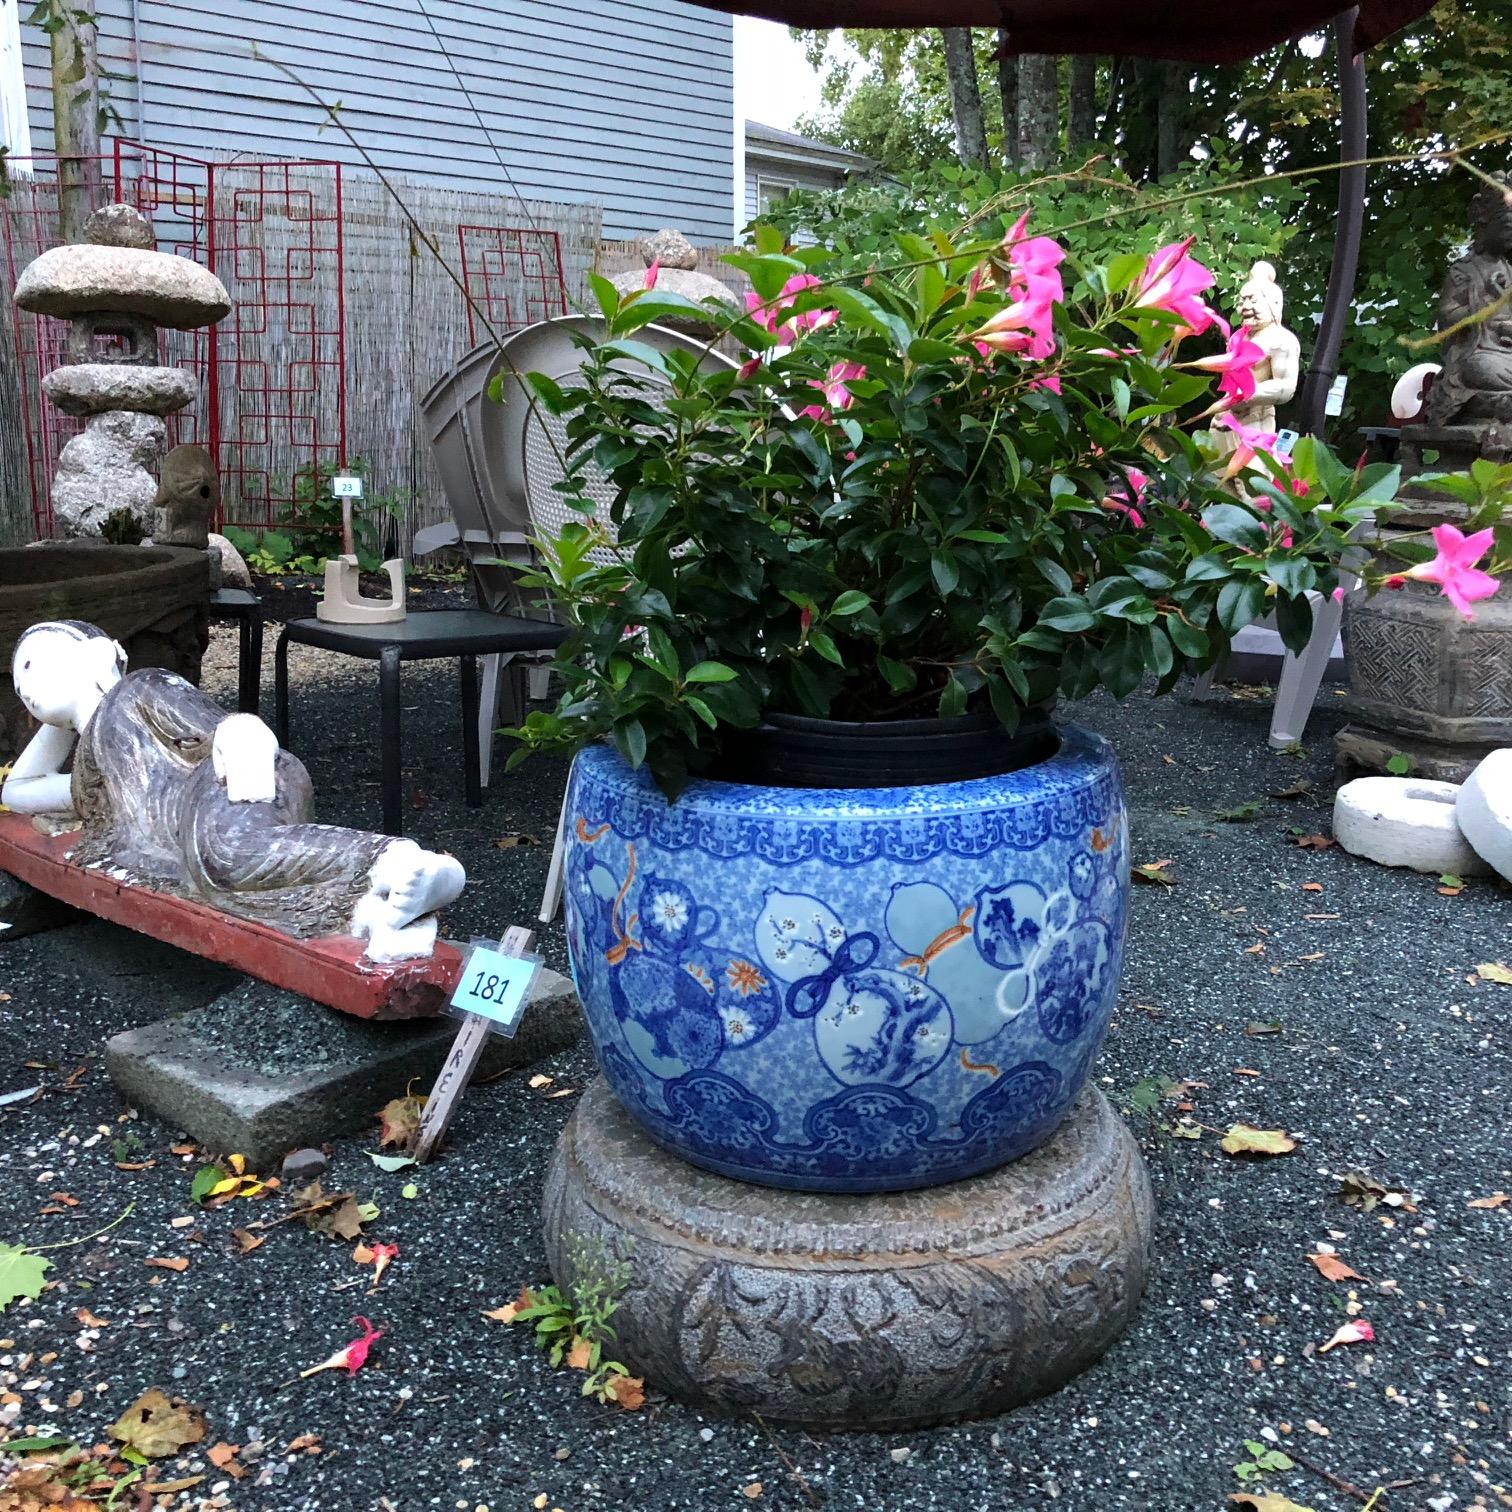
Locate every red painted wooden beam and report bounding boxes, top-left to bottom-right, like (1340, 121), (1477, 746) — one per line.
(0, 813), (457, 1020)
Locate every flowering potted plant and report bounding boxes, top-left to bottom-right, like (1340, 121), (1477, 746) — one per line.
(505, 220), (1434, 1193)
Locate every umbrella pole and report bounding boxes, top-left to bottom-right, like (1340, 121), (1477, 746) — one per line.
(1298, 6), (1367, 436)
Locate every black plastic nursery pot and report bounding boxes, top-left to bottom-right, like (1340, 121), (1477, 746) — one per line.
(711, 706), (1059, 789)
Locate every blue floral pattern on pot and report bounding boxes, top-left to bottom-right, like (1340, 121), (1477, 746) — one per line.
(562, 726), (1128, 1193)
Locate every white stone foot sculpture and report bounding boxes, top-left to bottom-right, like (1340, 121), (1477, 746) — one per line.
(1333, 776), (1492, 876)
(352, 840), (466, 963)
(1455, 749), (1512, 883)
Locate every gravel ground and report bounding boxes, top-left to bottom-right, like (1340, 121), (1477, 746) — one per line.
(0, 616), (1509, 1512)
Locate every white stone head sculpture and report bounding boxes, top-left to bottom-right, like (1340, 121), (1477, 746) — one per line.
(211, 713), (280, 804)
(1236, 262), (1284, 330)
(11, 620), (126, 730)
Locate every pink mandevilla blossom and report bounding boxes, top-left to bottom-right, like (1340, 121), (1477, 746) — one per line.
(970, 215), (1065, 361)
(810, 360), (865, 412)
(744, 273), (838, 343)
(1215, 412), (1278, 476)
(643, 258), (660, 290)
(1403, 523), (1500, 620)
(1102, 466), (1149, 528)
(1132, 237), (1224, 338)
(1190, 324), (1267, 406)
(300, 1316), (384, 1378)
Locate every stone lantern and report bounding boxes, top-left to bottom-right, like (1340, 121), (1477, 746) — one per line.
(13, 203), (230, 537)
(609, 228), (739, 337)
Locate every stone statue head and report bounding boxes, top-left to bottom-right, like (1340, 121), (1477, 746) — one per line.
(11, 621), (126, 728)
(1469, 176), (1512, 256)
(1236, 261), (1284, 330)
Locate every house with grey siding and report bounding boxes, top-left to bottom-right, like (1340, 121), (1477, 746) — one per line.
(4, 0), (735, 243)
(743, 118), (873, 229)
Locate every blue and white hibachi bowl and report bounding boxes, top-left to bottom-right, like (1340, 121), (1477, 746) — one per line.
(561, 727), (1129, 1193)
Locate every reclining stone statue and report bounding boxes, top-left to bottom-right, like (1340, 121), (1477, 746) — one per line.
(2, 620), (464, 962)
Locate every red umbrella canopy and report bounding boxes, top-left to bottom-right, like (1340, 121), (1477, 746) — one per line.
(692, 0), (1433, 63)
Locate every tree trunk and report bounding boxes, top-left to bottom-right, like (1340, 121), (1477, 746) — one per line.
(941, 28), (988, 170)
(1157, 62), (1186, 177)
(1016, 54), (1059, 170)
(995, 27), (1019, 167)
(50, 0), (101, 243)
(1068, 55), (1098, 149)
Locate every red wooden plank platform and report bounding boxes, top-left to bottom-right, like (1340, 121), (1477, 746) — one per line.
(0, 813), (459, 1020)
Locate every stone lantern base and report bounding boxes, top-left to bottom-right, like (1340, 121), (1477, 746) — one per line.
(542, 1078), (1154, 1430)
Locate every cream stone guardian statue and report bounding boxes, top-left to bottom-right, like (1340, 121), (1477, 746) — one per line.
(1214, 261), (1302, 460)
(3, 621), (463, 962)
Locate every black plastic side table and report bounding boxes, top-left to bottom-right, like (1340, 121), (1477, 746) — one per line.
(273, 609), (568, 837)
(209, 587), (265, 716)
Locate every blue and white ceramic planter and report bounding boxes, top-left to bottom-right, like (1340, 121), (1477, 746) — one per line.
(562, 727), (1129, 1193)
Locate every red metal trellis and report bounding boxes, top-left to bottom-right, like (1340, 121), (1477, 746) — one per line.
(1, 139), (347, 536)
(457, 224), (568, 345)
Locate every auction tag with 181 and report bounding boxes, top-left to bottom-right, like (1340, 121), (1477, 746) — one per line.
(448, 941), (541, 1036)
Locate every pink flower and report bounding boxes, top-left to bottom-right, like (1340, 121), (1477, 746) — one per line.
(1189, 324), (1267, 406)
(1215, 412), (1278, 476)
(1402, 523), (1499, 619)
(1318, 1319), (1375, 1354)
(1102, 466), (1148, 528)
(971, 216), (1064, 362)
(809, 360), (865, 413)
(300, 1316), (384, 1378)
(736, 356), (762, 380)
(1030, 373), (1062, 395)
(643, 258), (660, 290)
(1132, 237), (1223, 337)
(744, 273), (837, 344)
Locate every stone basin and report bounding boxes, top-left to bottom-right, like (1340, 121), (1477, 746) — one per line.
(0, 543), (210, 762)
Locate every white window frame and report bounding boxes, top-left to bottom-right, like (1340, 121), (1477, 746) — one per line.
(0, 0), (32, 161)
(755, 174), (797, 216)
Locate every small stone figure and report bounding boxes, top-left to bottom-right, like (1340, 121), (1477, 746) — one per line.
(1423, 174), (1512, 447)
(608, 227), (739, 337)
(13, 204), (229, 537)
(1215, 261), (1301, 456)
(2, 621), (465, 962)
(153, 444), (217, 551)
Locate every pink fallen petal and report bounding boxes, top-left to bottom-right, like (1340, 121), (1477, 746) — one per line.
(1318, 1319), (1374, 1354)
(300, 1315), (384, 1378)
(643, 258), (660, 290)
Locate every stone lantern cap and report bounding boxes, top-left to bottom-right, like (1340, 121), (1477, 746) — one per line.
(15, 200), (231, 329)
(608, 227), (738, 331)
(42, 362), (199, 417)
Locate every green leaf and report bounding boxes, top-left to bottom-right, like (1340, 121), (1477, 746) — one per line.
(807, 630), (844, 665)
(830, 590), (870, 616)
(190, 1165), (225, 1205)
(367, 1152), (417, 1172)
(614, 719), (648, 769)
(1038, 596), (1096, 633)
(1216, 577), (1267, 634)
(1202, 502), (1268, 551)
(400, 1183), (419, 1199)
(930, 551), (960, 595)
(1386, 753), (1412, 775)
(684, 661), (738, 683)
(0, 1242), (51, 1312)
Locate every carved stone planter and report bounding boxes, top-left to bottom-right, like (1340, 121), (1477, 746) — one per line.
(543, 1077), (1154, 1429)
(1338, 580), (1512, 781)
(0, 544), (209, 762)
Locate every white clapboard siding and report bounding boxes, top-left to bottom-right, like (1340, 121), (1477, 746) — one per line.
(20, 0), (735, 242)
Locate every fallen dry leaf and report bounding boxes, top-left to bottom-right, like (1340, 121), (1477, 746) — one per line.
(291, 1181), (369, 1242)
(1317, 1318), (1375, 1354)
(493, 831), (541, 849)
(206, 1442), (245, 1479)
(1288, 832), (1334, 849)
(739, 1483), (762, 1500)
(144, 1256), (189, 1272)
(565, 1336), (593, 1371)
(1220, 1124), (1296, 1158)
(1307, 1252), (1362, 1283)
(1474, 961), (1512, 985)
(285, 1433), (322, 1454)
(528, 1074), (554, 1090)
(1336, 1171), (1415, 1213)
(1468, 1191), (1509, 1209)
(482, 1285), (536, 1324)
(74, 1307), (109, 1328)
(1230, 1494), (1317, 1512)
(231, 1228), (265, 1255)
(1132, 859), (1177, 887)
(1301, 881), (1324, 893)
(378, 1093), (427, 1150)
(108, 1387), (207, 1458)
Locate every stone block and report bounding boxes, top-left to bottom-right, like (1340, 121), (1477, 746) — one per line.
(1333, 775), (1491, 875)
(15, 244), (231, 328)
(543, 1079), (1154, 1430)
(51, 410), (165, 536)
(1456, 747), (1512, 883)
(106, 968), (582, 1165)
(44, 363), (198, 417)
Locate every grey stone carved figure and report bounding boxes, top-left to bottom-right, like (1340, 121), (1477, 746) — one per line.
(1424, 175), (1512, 447)
(2, 621), (465, 961)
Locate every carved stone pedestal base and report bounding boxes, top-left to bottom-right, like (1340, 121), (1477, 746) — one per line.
(1334, 723), (1494, 784)
(542, 1078), (1154, 1430)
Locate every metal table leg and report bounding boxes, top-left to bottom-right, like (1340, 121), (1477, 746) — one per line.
(460, 653), (482, 809)
(274, 626), (291, 745)
(379, 644), (403, 837)
(241, 605), (264, 717)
